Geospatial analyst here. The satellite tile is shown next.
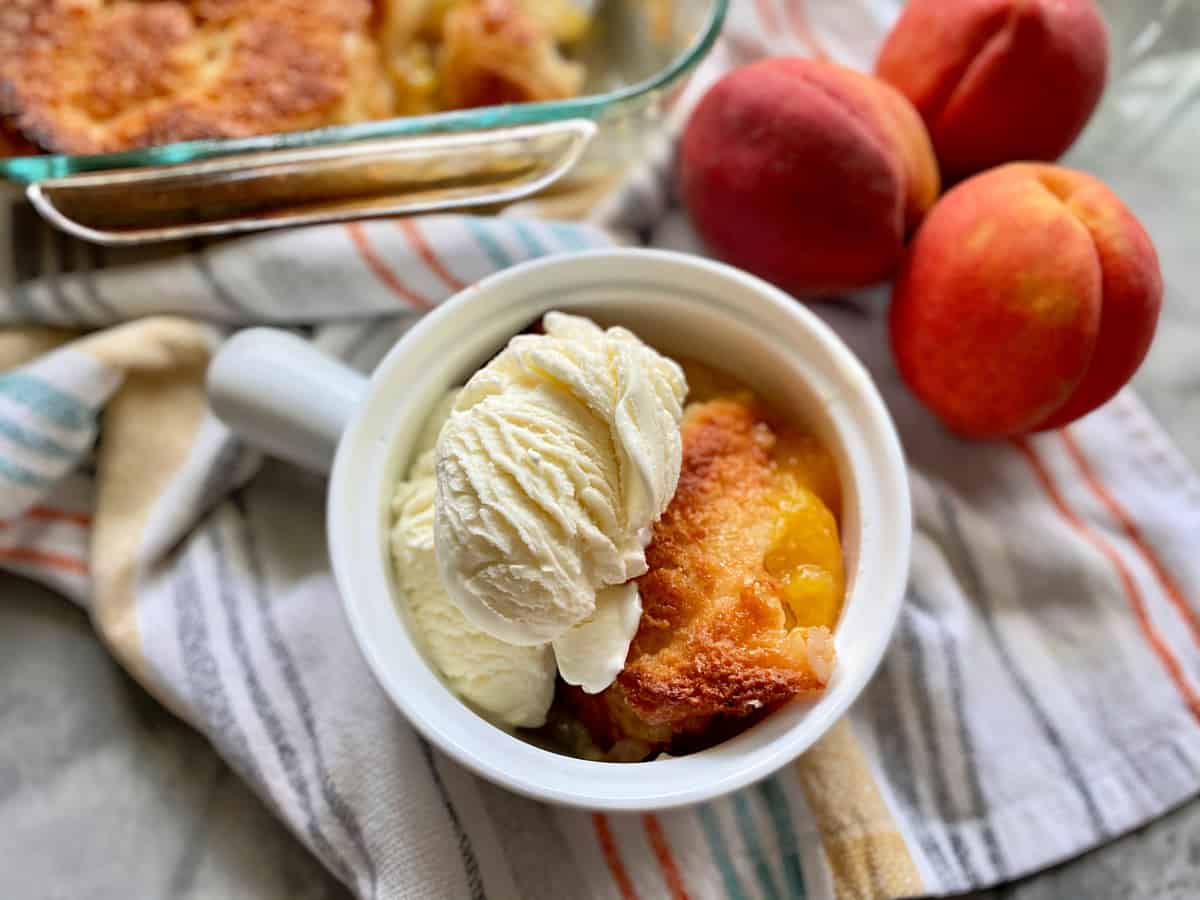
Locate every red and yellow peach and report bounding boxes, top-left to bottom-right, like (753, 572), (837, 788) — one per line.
(680, 58), (939, 295)
(875, 0), (1108, 180)
(889, 163), (1162, 438)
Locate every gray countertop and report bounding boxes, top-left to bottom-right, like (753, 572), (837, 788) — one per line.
(0, 580), (347, 900)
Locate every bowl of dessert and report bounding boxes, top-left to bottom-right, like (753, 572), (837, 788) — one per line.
(207, 248), (911, 809)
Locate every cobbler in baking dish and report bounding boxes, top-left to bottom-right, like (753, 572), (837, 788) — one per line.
(0, 0), (588, 154)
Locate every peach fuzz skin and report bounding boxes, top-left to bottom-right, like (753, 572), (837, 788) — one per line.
(889, 164), (1162, 439)
(875, 0), (1108, 181)
(679, 58), (939, 295)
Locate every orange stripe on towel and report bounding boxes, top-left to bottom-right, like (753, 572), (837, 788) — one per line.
(592, 814), (639, 900)
(28, 505), (91, 526)
(752, 0), (782, 33)
(396, 219), (466, 292)
(0, 546), (87, 574)
(0, 506), (92, 529)
(787, 0), (831, 61)
(1060, 428), (1200, 649)
(345, 222), (434, 311)
(1014, 437), (1200, 722)
(643, 814), (690, 900)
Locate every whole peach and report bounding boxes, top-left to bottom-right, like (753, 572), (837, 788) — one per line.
(875, 0), (1108, 180)
(889, 163), (1161, 438)
(679, 58), (939, 295)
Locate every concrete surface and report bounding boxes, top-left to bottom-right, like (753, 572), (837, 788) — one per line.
(0, 581), (348, 900)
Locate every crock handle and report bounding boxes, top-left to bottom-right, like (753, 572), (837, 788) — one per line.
(207, 328), (368, 473)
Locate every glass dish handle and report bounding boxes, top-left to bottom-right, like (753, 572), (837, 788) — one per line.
(25, 120), (597, 245)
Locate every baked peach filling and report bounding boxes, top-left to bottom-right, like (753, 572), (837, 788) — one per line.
(765, 434), (844, 633)
(540, 370), (846, 760)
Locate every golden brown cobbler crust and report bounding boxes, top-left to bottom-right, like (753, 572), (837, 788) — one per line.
(563, 396), (834, 753)
(0, 0), (583, 155)
(0, 0), (378, 154)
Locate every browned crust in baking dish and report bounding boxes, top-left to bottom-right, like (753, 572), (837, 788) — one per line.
(0, 0), (584, 155)
(0, 0), (383, 154)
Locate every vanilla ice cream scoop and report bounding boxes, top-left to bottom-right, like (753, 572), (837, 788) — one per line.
(434, 312), (687, 688)
(392, 391), (555, 728)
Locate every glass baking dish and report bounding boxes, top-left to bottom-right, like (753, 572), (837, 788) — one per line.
(1, 0), (726, 244)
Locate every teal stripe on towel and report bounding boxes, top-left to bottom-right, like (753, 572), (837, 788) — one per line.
(0, 372), (92, 431)
(758, 777), (808, 899)
(0, 454), (50, 489)
(0, 414), (77, 458)
(732, 792), (781, 900)
(696, 804), (750, 900)
(465, 219), (514, 269)
(548, 222), (593, 251)
(509, 220), (549, 258)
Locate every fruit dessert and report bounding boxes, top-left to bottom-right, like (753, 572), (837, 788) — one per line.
(390, 313), (845, 760)
(0, 0), (588, 155)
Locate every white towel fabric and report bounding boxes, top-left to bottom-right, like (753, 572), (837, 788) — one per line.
(3, 3), (1200, 899)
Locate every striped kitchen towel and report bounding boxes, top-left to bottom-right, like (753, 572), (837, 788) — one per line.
(3, 2), (1200, 899)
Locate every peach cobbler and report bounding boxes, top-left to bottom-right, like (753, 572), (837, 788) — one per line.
(389, 316), (845, 761)
(543, 365), (845, 760)
(0, 0), (589, 154)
